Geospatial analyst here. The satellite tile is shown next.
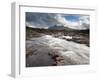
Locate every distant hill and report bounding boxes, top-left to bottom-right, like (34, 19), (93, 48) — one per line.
(48, 24), (89, 33)
(26, 26), (89, 37)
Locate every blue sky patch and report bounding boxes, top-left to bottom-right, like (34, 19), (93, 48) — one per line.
(64, 15), (80, 22)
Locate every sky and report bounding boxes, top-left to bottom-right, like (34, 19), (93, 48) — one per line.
(64, 15), (80, 22)
(26, 12), (90, 30)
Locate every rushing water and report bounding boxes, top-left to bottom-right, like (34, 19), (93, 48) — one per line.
(26, 35), (89, 67)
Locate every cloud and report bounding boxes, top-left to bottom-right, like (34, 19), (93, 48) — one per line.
(26, 12), (90, 30)
(55, 14), (90, 30)
(79, 16), (90, 29)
